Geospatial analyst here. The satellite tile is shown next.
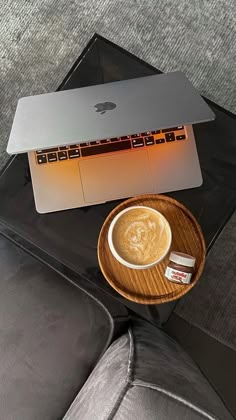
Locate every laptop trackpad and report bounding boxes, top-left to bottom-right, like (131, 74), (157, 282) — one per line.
(79, 150), (153, 203)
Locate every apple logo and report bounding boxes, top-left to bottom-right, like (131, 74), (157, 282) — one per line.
(94, 102), (117, 115)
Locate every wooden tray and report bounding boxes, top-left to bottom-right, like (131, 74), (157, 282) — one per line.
(98, 195), (206, 304)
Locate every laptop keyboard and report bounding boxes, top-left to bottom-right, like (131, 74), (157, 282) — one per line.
(35, 126), (186, 165)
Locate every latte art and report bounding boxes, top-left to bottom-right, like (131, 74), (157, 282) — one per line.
(122, 216), (163, 263)
(112, 208), (171, 265)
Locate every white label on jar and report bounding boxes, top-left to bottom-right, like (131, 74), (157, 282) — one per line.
(165, 266), (192, 284)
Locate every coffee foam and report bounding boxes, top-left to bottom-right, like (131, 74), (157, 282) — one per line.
(112, 208), (170, 265)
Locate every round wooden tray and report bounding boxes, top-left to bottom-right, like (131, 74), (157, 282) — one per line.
(98, 194), (206, 304)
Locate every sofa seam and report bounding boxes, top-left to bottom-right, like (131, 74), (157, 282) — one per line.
(132, 381), (221, 420)
(126, 327), (135, 383)
(106, 327), (134, 419)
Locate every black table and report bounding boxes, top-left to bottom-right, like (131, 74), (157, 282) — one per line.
(0, 34), (236, 324)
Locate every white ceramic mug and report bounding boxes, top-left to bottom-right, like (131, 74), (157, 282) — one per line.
(108, 205), (172, 270)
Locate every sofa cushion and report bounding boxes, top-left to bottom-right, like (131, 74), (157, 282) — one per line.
(64, 318), (233, 420)
(0, 234), (123, 420)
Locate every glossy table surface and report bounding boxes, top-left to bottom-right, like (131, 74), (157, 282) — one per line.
(0, 34), (236, 323)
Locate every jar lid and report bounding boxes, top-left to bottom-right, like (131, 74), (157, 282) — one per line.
(169, 251), (196, 267)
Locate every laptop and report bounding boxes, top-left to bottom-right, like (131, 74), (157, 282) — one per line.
(7, 71), (215, 213)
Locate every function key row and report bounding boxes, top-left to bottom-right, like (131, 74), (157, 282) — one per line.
(36, 126), (185, 155)
(36, 145), (80, 154)
(78, 127), (184, 146)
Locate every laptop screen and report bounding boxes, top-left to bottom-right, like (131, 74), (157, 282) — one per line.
(7, 71), (215, 154)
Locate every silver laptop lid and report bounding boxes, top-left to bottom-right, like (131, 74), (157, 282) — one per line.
(7, 71), (215, 154)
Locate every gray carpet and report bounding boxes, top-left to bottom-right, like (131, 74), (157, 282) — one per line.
(1, 0), (236, 171)
(175, 210), (236, 350)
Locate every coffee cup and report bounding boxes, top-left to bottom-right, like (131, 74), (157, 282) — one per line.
(108, 205), (172, 269)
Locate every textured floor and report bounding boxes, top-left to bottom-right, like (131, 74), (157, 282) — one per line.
(1, 0), (236, 170)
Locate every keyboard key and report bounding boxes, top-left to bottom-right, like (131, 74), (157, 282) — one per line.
(152, 130), (161, 134)
(176, 135), (186, 140)
(131, 134), (139, 138)
(162, 126), (183, 133)
(110, 138), (120, 142)
(70, 144), (80, 149)
(59, 146), (70, 150)
(68, 149), (80, 159)
(100, 139), (110, 144)
(132, 138), (144, 148)
(81, 140), (131, 157)
(36, 147), (58, 154)
(156, 138), (165, 144)
(48, 153), (58, 162)
(165, 132), (175, 142)
(37, 154), (47, 164)
(58, 151), (68, 160)
(80, 142), (89, 147)
(162, 128), (173, 133)
(140, 132), (148, 136)
(90, 141), (100, 145)
(144, 136), (154, 146)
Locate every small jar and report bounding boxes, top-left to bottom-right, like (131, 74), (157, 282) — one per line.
(165, 252), (196, 284)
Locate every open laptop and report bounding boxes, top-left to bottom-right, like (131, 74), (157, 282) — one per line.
(7, 71), (215, 213)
